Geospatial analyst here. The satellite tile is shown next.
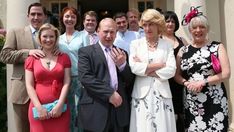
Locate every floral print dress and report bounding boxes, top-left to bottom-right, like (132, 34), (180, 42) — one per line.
(180, 42), (228, 132)
(130, 50), (176, 132)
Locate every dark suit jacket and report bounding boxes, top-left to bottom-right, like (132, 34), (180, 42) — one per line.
(78, 43), (134, 132)
(0, 26), (35, 104)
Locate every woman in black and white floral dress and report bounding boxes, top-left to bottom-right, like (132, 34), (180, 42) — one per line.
(175, 14), (231, 131)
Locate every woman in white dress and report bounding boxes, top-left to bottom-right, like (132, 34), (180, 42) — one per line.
(129, 9), (177, 132)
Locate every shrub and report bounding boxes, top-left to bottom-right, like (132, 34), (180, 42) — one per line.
(0, 34), (7, 132)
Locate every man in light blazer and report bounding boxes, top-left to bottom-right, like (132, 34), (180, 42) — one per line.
(78, 18), (134, 132)
(0, 3), (47, 132)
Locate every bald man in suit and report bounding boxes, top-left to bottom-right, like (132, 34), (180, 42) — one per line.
(78, 18), (134, 132)
(0, 3), (47, 132)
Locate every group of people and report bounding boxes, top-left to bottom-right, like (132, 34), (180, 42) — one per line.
(0, 2), (231, 132)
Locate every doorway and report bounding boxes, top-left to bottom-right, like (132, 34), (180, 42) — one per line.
(78, 0), (128, 21)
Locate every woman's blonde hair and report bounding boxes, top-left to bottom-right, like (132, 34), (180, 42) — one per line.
(37, 23), (60, 48)
(139, 9), (166, 34)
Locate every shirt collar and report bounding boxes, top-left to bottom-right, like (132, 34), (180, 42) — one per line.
(99, 41), (113, 51)
(83, 29), (97, 36)
(30, 25), (37, 34)
(118, 31), (126, 38)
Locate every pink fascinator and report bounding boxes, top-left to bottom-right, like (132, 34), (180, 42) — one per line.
(182, 6), (203, 26)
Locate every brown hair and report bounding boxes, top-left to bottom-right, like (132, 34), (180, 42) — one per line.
(127, 8), (140, 19)
(113, 12), (127, 21)
(60, 7), (80, 33)
(83, 10), (98, 21)
(27, 2), (46, 15)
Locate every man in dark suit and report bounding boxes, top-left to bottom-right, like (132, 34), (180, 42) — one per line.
(78, 18), (134, 132)
(0, 3), (47, 132)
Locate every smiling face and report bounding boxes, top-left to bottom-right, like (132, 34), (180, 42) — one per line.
(39, 29), (57, 50)
(127, 11), (139, 30)
(189, 16), (209, 44)
(83, 15), (97, 34)
(63, 10), (77, 29)
(27, 6), (46, 30)
(190, 23), (208, 44)
(165, 18), (176, 34)
(115, 16), (128, 33)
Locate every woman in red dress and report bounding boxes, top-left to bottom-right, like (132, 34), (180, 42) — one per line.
(25, 23), (71, 132)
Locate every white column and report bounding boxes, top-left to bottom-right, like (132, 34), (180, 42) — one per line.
(166, 0), (174, 11)
(6, 1), (39, 132)
(224, 0), (234, 131)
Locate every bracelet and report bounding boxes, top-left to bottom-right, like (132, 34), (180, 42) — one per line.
(204, 78), (209, 86)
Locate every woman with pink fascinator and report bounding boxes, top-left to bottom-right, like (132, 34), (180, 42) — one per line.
(175, 6), (231, 131)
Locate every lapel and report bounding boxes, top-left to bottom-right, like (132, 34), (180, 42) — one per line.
(93, 43), (108, 68)
(140, 38), (149, 63)
(24, 26), (36, 49)
(81, 30), (90, 47)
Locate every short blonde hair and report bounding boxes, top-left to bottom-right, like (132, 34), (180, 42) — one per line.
(188, 15), (209, 32)
(127, 8), (140, 17)
(37, 23), (60, 47)
(139, 9), (166, 34)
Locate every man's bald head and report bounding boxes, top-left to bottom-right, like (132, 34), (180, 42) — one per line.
(98, 18), (117, 30)
(97, 18), (117, 47)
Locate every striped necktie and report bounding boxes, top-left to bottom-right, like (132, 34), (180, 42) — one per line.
(89, 34), (96, 45)
(32, 31), (40, 49)
(105, 48), (118, 90)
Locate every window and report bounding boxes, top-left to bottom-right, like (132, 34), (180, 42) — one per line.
(138, 1), (154, 12)
(51, 3), (59, 14)
(51, 2), (68, 15)
(50, 2), (68, 27)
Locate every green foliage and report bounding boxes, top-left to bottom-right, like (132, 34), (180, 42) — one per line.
(0, 36), (7, 132)
(0, 35), (5, 47)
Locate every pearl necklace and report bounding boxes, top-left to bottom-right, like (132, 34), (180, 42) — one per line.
(147, 41), (158, 48)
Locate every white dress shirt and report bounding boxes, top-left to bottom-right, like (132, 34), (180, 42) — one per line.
(114, 30), (139, 55)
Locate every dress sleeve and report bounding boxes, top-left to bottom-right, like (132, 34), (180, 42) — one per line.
(24, 56), (35, 71)
(62, 53), (71, 68)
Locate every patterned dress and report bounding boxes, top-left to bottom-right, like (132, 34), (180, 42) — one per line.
(180, 42), (228, 131)
(130, 50), (176, 132)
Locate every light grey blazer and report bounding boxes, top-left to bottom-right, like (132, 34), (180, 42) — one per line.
(129, 37), (176, 99)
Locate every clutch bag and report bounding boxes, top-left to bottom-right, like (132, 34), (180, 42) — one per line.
(32, 100), (67, 119)
(211, 53), (221, 74)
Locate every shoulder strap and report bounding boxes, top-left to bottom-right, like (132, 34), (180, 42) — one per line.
(211, 41), (221, 44)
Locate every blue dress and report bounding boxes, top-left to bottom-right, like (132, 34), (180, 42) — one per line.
(59, 31), (84, 132)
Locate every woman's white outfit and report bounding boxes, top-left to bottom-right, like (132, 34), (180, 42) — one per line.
(129, 38), (177, 132)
